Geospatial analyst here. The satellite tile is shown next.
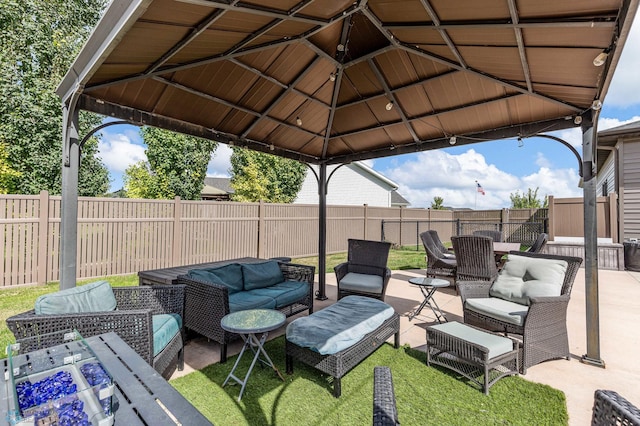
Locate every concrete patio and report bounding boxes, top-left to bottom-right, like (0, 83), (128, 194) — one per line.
(172, 267), (640, 425)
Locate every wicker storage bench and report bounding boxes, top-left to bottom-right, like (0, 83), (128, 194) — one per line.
(426, 321), (519, 394)
(285, 296), (400, 397)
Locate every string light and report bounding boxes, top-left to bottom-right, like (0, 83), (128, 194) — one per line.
(385, 101), (394, 111)
(296, 117), (303, 126)
(449, 136), (457, 145)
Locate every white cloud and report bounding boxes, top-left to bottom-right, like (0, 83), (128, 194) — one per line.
(98, 133), (147, 173)
(601, 13), (640, 108)
(382, 148), (581, 209)
(207, 144), (233, 177)
(535, 152), (552, 168)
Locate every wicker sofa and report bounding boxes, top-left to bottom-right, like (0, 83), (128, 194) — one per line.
(176, 259), (315, 362)
(6, 282), (185, 379)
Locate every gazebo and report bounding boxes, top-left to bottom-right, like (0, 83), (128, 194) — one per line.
(56, 0), (638, 368)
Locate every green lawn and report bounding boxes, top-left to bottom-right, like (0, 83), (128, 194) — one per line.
(172, 337), (568, 425)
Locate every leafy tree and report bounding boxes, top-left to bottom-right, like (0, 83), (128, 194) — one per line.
(510, 187), (548, 208)
(123, 127), (217, 200)
(0, 142), (21, 193)
(431, 196), (445, 210)
(0, 0), (110, 196)
(230, 147), (306, 203)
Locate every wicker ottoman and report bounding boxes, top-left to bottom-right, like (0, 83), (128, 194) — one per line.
(285, 296), (400, 397)
(426, 321), (519, 394)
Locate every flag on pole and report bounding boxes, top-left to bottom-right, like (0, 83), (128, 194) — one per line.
(476, 181), (485, 195)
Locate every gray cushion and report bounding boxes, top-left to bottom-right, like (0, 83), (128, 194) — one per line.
(489, 254), (568, 305)
(34, 280), (117, 315)
(188, 263), (244, 294)
(242, 261), (284, 290)
(465, 297), (529, 326)
(228, 291), (277, 312)
(247, 281), (309, 309)
(339, 272), (383, 294)
(286, 295), (394, 355)
(430, 321), (514, 358)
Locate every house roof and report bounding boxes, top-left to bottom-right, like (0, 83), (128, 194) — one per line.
(57, 0), (637, 166)
(597, 119), (640, 171)
(391, 190), (410, 207)
(203, 177), (234, 194)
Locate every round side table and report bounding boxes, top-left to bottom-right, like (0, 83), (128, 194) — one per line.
(408, 277), (449, 323)
(221, 309), (286, 401)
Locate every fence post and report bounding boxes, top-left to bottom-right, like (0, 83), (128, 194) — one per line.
(172, 196), (182, 267)
(547, 195), (555, 241)
(398, 205), (403, 245)
(258, 200), (265, 258)
(38, 190), (49, 285)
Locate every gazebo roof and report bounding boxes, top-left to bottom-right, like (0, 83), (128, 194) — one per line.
(58, 0), (638, 165)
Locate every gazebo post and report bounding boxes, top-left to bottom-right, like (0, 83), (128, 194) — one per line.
(60, 101), (80, 290)
(581, 111), (605, 368)
(316, 163), (328, 300)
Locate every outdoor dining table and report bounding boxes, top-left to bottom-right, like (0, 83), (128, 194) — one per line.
(493, 242), (521, 267)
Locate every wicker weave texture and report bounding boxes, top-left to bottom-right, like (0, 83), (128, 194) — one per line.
(6, 285), (186, 378)
(420, 231), (456, 279)
(426, 323), (519, 394)
(459, 251), (582, 373)
(373, 366), (399, 426)
(335, 239), (392, 300)
(473, 229), (503, 242)
(451, 235), (498, 282)
(592, 389), (640, 426)
(176, 262), (315, 362)
(286, 313), (400, 397)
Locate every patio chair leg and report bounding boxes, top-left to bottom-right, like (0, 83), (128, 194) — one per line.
(333, 377), (341, 398)
(221, 343), (228, 363)
(286, 354), (293, 374)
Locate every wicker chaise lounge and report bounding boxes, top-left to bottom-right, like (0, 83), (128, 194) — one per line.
(592, 389), (640, 425)
(286, 296), (400, 397)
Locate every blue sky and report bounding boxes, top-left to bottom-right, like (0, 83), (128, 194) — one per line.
(98, 14), (640, 209)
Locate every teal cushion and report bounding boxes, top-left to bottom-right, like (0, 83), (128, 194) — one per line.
(152, 313), (182, 357)
(286, 295), (394, 355)
(34, 280), (117, 315)
(430, 322), (514, 359)
(247, 281), (309, 309)
(465, 297), (529, 326)
(339, 272), (383, 294)
(188, 263), (244, 294)
(228, 291), (277, 312)
(489, 254), (568, 305)
(242, 261), (284, 290)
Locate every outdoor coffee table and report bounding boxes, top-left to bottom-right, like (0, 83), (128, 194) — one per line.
(408, 276), (449, 322)
(220, 309), (286, 401)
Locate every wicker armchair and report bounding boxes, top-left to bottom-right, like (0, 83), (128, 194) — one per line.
(458, 251), (582, 373)
(373, 366), (399, 426)
(527, 232), (549, 253)
(335, 239), (392, 301)
(420, 231), (456, 280)
(177, 262), (315, 362)
(592, 389), (640, 425)
(451, 235), (498, 282)
(473, 229), (502, 242)
(6, 285), (185, 379)
(427, 230), (455, 259)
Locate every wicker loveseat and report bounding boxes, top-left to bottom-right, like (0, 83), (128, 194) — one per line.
(6, 282), (185, 379)
(176, 259), (315, 362)
(458, 251), (582, 373)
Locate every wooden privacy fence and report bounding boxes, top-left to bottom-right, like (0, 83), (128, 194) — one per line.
(0, 192), (617, 288)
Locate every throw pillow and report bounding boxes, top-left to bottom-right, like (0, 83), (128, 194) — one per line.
(242, 261), (284, 290)
(188, 263), (244, 294)
(489, 254), (568, 305)
(35, 280), (117, 315)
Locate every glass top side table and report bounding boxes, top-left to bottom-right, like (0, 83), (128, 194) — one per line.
(220, 309), (286, 401)
(408, 277), (449, 323)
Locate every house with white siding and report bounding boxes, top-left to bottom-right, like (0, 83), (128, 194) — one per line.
(597, 121), (640, 240)
(293, 162), (409, 207)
